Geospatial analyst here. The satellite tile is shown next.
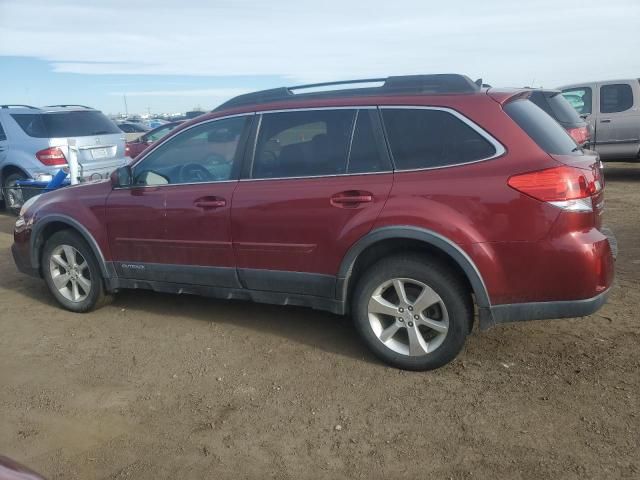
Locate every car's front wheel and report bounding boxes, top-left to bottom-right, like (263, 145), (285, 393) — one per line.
(352, 254), (472, 370)
(42, 230), (111, 312)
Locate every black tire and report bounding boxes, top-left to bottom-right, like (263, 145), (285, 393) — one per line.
(352, 254), (472, 371)
(42, 230), (112, 312)
(3, 172), (27, 215)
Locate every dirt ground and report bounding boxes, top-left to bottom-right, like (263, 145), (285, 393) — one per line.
(0, 163), (638, 480)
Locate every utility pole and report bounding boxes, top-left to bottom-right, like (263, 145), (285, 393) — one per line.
(123, 94), (129, 117)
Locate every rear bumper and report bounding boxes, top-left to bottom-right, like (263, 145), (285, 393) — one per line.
(484, 288), (610, 327)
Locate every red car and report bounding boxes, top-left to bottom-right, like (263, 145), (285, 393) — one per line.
(125, 121), (184, 158)
(12, 74), (614, 370)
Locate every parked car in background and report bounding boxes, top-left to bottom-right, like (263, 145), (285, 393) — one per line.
(559, 79), (640, 160)
(12, 74), (614, 370)
(117, 122), (149, 142)
(142, 118), (170, 130)
(125, 120), (184, 158)
(0, 104), (128, 212)
(528, 89), (592, 147)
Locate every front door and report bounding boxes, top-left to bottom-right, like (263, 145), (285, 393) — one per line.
(106, 114), (253, 287)
(231, 108), (393, 297)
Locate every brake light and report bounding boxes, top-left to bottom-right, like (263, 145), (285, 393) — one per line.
(508, 166), (601, 212)
(566, 126), (590, 146)
(36, 147), (67, 166)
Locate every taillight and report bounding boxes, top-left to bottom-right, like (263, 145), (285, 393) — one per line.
(36, 147), (67, 166)
(508, 166), (602, 212)
(566, 126), (590, 146)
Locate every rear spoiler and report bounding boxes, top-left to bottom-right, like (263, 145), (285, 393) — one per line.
(486, 88), (532, 105)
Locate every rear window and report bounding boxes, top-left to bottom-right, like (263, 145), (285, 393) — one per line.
(382, 108), (497, 170)
(11, 111), (121, 138)
(600, 83), (634, 113)
(530, 92), (583, 125)
(504, 99), (580, 155)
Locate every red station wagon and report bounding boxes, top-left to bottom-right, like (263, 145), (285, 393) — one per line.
(12, 74), (615, 370)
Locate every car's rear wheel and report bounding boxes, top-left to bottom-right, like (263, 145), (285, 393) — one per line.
(42, 230), (111, 312)
(352, 254), (471, 370)
(3, 172), (27, 215)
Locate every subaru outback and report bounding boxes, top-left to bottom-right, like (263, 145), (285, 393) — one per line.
(12, 74), (614, 370)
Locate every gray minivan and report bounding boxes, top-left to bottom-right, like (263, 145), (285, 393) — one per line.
(0, 105), (129, 210)
(559, 79), (640, 160)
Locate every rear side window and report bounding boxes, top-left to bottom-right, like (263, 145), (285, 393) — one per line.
(600, 84), (633, 113)
(382, 108), (497, 170)
(561, 87), (592, 115)
(11, 111), (121, 138)
(504, 99), (580, 155)
(252, 109), (355, 179)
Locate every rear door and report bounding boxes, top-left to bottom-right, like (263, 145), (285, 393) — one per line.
(595, 81), (640, 158)
(0, 118), (7, 167)
(231, 108), (393, 297)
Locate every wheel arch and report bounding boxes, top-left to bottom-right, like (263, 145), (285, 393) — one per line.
(337, 226), (492, 315)
(31, 215), (112, 279)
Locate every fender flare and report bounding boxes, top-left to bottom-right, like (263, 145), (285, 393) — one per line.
(30, 214), (114, 278)
(337, 226), (491, 310)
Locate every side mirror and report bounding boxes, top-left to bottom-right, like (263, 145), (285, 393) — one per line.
(111, 165), (132, 188)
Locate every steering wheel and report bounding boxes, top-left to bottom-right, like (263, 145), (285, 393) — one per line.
(178, 163), (214, 183)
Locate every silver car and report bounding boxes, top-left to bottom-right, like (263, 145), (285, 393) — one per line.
(0, 104), (129, 210)
(558, 79), (640, 160)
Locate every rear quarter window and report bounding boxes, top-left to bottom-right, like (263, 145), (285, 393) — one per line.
(381, 108), (498, 170)
(11, 111), (121, 138)
(504, 99), (581, 155)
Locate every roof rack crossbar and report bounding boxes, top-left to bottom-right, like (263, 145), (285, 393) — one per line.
(0, 104), (39, 109)
(44, 104), (93, 109)
(214, 74), (480, 112)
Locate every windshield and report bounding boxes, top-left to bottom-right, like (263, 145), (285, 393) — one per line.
(11, 111), (121, 138)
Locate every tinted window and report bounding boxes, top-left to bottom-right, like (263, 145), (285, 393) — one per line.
(0, 121), (6, 141)
(382, 108), (496, 170)
(347, 110), (391, 174)
(11, 111), (121, 138)
(133, 116), (249, 185)
(530, 91), (583, 126)
(561, 87), (592, 115)
(600, 84), (633, 113)
(252, 109), (355, 179)
(504, 99), (580, 155)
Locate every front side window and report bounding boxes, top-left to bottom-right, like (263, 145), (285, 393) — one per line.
(382, 108), (497, 170)
(133, 116), (249, 186)
(252, 109), (355, 179)
(600, 84), (633, 114)
(561, 87), (592, 115)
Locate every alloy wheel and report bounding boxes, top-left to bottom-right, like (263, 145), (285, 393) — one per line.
(48, 244), (92, 302)
(367, 278), (449, 356)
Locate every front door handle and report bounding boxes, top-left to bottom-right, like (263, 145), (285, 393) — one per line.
(330, 190), (374, 208)
(600, 119), (611, 123)
(194, 196), (226, 209)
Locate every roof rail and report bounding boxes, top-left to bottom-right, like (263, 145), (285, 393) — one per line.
(214, 74), (480, 111)
(0, 104), (39, 109)
(44, 104), (93, 109)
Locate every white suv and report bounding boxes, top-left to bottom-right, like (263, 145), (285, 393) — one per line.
(0, 104), (129, 211)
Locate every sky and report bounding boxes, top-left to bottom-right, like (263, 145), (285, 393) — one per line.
(1, 0), (639, 115)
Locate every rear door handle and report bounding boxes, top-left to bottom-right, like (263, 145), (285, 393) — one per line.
(194, 196), (226, 209)
(330, 190), (374, 208)
(600, 119), (611, 123)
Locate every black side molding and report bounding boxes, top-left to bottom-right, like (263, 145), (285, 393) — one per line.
(337, 226), (492, 310)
